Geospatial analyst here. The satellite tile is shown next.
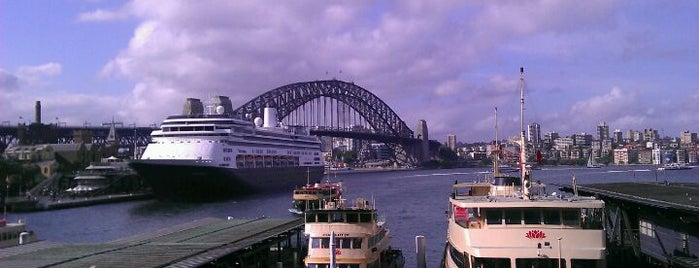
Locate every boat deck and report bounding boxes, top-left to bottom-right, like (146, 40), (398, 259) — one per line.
(0, 217), (303, 268)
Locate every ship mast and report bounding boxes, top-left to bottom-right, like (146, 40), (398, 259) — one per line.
(493, 107), (500, 177)
(519, 67), (531, 199)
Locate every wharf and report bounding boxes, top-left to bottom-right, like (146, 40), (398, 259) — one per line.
(0, 217), (305, 268)
(568, 182), (699, 267)
(6, 192), (152, 212)
(573, 182), (699, 214)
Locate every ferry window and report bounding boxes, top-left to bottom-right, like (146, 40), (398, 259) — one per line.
(360, 213), (372, 223)
(317, 213), (329, 223)
(347, 213), (359, 223)
(581, 208), (603, 230)
(305, 213), (315, 222)
(523, 209), (541, 224)
(640, 220), (655, 237)
(311, 238), (321, 248)
(449, 242), (469, 268)
(516, 258), (560, 268)
(571, 259), (595, 268)
(308, 264), (329, 268)
(543, 209), (561, 225)
(562, 209), (580, 227)
(505, 209), (522, 225)
(332, 212), (345, 222)
(205, 126), (214, 131)
(485, 209), (503, 225)
(473, 257), (511, 268)
(352, 238), (362, 249)
(337, 264), (359, 268)
(320, 237), (330, 248)
(340, 238), (351, 248)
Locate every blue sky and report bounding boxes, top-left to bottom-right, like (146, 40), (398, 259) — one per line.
(1, 1), (698, 142)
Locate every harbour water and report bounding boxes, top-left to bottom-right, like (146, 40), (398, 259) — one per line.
(7, 166), (699, 267)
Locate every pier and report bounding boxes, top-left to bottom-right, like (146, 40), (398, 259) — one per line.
(572, 182), (699, 267)
(0, 217), (306, 268)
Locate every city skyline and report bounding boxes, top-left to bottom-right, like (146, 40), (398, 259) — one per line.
(1, 1), (698, 142)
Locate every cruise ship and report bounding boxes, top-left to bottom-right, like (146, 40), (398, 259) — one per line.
(129, 96), (325, 201)
(443, 68), (606, 268)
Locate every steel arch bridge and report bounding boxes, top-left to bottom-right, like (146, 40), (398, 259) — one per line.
(234, 80), (413, 139)
(233, 80), (427, 165)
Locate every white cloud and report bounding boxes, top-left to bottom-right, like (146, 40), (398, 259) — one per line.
(0, 69), (19, 92)
(15, 62), (62, 88)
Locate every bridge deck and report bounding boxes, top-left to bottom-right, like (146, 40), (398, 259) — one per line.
(0, 217), (303, 268)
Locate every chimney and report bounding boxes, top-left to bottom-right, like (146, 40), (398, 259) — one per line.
(35, 101), (41, 124)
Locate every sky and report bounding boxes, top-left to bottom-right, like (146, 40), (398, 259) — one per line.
(1, 0), (698, 143)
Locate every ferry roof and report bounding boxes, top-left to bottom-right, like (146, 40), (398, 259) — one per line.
(451, 195), (604, 209)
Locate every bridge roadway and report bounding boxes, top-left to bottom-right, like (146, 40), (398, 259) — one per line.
(0, 217), (304, 268)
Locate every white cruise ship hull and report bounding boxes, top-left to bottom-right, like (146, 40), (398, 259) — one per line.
(130, 159), (325, 201)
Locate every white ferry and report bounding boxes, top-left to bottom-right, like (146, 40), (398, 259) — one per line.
(443, 68), (606, 268)
(303, 198), (404, 268)
(0, 219), (38, 248)
(129, 96), (325, 201)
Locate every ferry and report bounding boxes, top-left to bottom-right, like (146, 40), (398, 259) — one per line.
(129, 96), (325, 201)
(67, 156), (140, 196)
(443, 68), (606, 268)
(657, 163), (692, 171)
(0, 219), (38, 248)
(289, 181), (343, 215)
(303, 197), (404, 268)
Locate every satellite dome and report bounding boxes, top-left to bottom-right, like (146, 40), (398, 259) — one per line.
(253, 117), (263, 127)
(216, 105), (225, 115)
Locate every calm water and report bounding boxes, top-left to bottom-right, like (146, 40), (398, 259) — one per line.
(8, 166), (699, 267)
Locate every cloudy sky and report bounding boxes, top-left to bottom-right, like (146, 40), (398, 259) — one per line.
(1, 1), (697, 143)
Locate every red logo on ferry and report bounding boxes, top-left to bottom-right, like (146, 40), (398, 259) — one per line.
(525, 230), (547, 239)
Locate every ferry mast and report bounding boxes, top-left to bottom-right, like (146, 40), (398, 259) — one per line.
(519, 67), (530, 199)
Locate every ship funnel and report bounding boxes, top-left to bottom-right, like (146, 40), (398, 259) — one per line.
(210, 96), (233, 116)
(182, 98), (204, 116)
(263, 107), (278, 128)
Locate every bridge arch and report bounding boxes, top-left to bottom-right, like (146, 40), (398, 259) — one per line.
(233, 80), (414, 139)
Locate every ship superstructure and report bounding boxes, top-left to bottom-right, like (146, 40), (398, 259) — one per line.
(130, 96), (325, 201)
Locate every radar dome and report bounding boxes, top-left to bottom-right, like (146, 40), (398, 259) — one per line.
(216, 105), (225, 115)
(254, 117), (263, 127)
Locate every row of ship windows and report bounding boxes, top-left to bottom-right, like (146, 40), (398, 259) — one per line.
(447, 242), (599, 268)
(305, 211), (375, 224)
(231, 155), (320, 168)
(308, 264), (360, 268)
(310, 237), (362, 249)
(451, 207), (604, 229)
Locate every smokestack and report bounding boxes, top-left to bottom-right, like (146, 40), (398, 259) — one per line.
(35, 101), (41, 124)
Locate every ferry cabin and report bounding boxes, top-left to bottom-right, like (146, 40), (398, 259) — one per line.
(304, 207), (392, 268)
(445, 181), (605, 268)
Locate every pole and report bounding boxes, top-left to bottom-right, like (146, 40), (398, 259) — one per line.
(557, 237), (562, 268)
(330, 231), (336, 268)
(415, 235), (426, 268)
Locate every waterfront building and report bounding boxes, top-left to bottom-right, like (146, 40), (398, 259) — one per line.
(680, 130), (697, 145)
(527, 122), (541, 149)
(447, 134), (457, 151)
(643, 128), (659, 142)
(554, 137), (574, 151)
(613, 129), (623, 144)
(601, 139), (613, 156)
(638, 149), (653, 165)
(573, 133), (593, 147)
(614, 148), (630, 165)
(677, 149), (687, 164)
(597, 121), (610, 140)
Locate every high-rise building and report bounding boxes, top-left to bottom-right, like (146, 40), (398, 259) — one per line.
(527, 122), (541, 149)
(597, 121), (609, 140)
(680, 130), (697, 145)
(643, 128), (659, 142)
(447, 134), (457, 151)
(613, 129), (623, 144)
